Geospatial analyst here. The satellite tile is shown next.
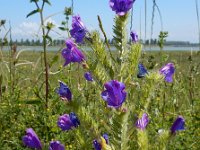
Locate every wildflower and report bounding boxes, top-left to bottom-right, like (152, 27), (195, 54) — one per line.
(62, 39), (85, 66)
(102, 134), (109, 144)
(49, 141), (65, 150)
(109, 0), (135, 16)
(93, 140), (102, 150)
(136, 113), (149, 130)
(57, 114), (74, 131)
(84, 72), (93, 81)
(70, 15), (87, 43)
(130, 31), (138, 43)
(137, 63), (148, 78)
(159, 63), (175, 82)
(93, 134), (111, 150)
(170, 116), (185, 134)
(100, 137), (112, 150)
(101, 80), (127, 108)
(22, 128), (42, 149)
(69, 112), (80, 127)
(56, 80), (72, 101)
(57, 113), (80, 131)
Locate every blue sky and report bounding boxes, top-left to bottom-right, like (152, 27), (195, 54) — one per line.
(0, 0), (199, 42)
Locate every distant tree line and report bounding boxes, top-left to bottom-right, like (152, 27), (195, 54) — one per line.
(0, 38), (198, 47)
(0, 38), (66, 46)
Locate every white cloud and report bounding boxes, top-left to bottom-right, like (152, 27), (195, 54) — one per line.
(12, 21), (40, 39)
(11, 18), (66, 40)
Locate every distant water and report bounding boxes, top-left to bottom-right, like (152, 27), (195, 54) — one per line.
(1, 45), (200, 51)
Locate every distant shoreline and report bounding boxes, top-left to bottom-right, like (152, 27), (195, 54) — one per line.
(1, 45), (200, 52)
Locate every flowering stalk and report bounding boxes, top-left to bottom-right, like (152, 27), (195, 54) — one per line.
(113, 14), (128, 66)
(110, 0), (135, 81)
(137, 130), (148, 150)
(188, 53), (194, 106)
(136, 113), (149, 150)
(143, 72), (163, 110)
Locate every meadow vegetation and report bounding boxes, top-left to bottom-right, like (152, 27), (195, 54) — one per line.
(0, 0), (200, 149)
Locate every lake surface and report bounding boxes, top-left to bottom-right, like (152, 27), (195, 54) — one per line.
(1, 45), (200, 52)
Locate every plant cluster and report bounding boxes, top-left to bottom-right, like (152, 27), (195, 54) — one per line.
(0, 0), (200, 150)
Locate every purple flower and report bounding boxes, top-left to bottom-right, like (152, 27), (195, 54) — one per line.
(69, 112), (80, 127)
(137, 63), (148, 78)
(22, 128), (42, 149)
(93, 134), (109, 150)
(57, 113), (80, 131)
(159, 63), (175, 83)
(57, 114), (74, 131)
(84, 72), (93, 81)
(170, 116), (185, 134)
(62, 39), (85, 66)
(49, 141), (65, 150)
(136, 113), (149, 130)
(102, 134), (109, 144)
(101, 80), (126, 108)
(70, 15), (87, 43)
(130, 31), (138, 43)
(56, 81), (72, 101)
(93, 140), (102, 150)
(109, 0), (135, 16)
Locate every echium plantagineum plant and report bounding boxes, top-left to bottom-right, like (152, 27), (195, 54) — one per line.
(22, 0), (186, 149)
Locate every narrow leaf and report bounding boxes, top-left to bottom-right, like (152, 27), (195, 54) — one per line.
(59, 27), (67, 31)
(43, 0), (51, 5)
(50, 55), (59, 67)
(26, 9), (39, 18)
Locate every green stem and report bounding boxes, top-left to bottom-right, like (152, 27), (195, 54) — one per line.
(162, 83), (166, 126)
(97, 15), (115, 63)
(35, 1), (49, 109)
(9, 22), (13, 93)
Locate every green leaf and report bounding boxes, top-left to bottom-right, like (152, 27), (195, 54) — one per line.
(43, 0), (51, 5)
(161, 54), (169, 62)
(58, 27), (67, 31)
(26, 9), (40, 18)
(50, 55), (59, 67)
(61, 21), (66, 25)
(30, 0), (39, 3)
